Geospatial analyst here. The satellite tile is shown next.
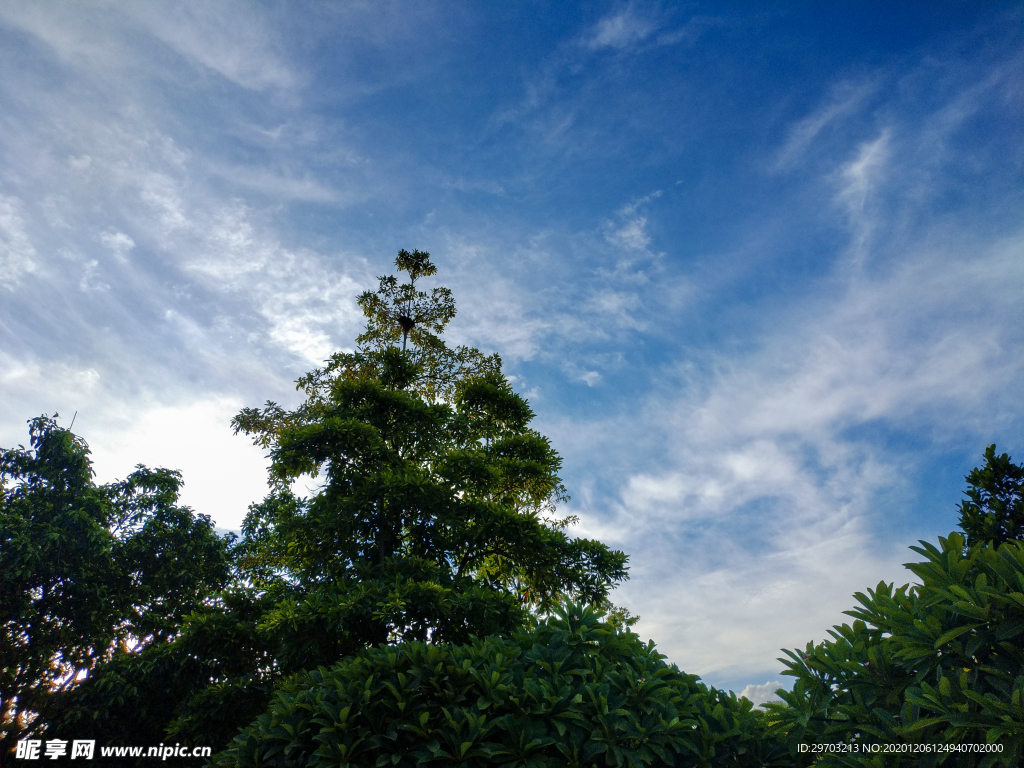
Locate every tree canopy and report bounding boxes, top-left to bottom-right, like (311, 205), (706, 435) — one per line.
(0, 415), (230, 752)
(958, 445), (1024, 548)
(767, 532), (1024, 766)
(230, 249), (630, 663)
(12, 250), (632, 760)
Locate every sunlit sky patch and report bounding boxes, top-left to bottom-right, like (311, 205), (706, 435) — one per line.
(1, 1), (1022, 700)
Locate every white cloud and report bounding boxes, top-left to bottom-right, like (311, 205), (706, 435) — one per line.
(122, 2), (297, 91)
(182, 201), (369, 364)
(739, 681), (786, 706)
(78, 258), (109, 293)
(0, 353), (270, 531)
(836, 130), (890, 253)
(584, 8), (719, 53)
(0, 355), (101, 406)
(564, 225), (1024, 684)
(68, 154), (92, 171)
(588, 290), (645, 331)
(208, 163), (341, 203)
(0, 3), (128, 72)
(773, 80), (877, 170)
(87, 399), (271, 530)
(137, 170), (190, 234)
(605, 191), (662, 252)
(586, 7), (658, 51)
(607, 216), (651, 251)
(5, 99), (366, 366)
(619, 191), (662, 217)
(439, 235), (553, 362)
(654, 16), (720, 48)
(100, 230), (136, 262)
(0, 195), (37, 288)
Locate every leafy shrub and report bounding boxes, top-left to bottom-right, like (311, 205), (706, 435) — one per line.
(215, 604), (791, 768)
(767, 533), (1024, 767)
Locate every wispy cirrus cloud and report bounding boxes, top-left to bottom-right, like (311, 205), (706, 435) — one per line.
(539, 38), (1024, 687)
(567, 224), (1023, 684)
(0, 1), (297, 93)
(772, 80), (878, 171)
(604, 191), (662, 252)
(583, 4), (716, 53)
(0, 195), (37, 288)
(1, 0), (1021, 699)
(0, 5), (374, 529)
(490, 4), (711, 149)
(835, 130), (891, 263)
(584, 6), (659, 51)
(126, 2), (298, 91)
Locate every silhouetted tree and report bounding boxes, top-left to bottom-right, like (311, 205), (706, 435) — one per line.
(1, 416), (230, 756)
(958, 445), (1024, 547)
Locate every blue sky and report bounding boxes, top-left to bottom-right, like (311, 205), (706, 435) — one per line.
(1, 2), (1022, 700)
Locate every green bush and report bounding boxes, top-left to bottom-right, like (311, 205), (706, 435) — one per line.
(766, 533), (1024, 767)
(215, 604), (791, 768)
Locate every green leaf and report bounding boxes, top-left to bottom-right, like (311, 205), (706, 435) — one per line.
(933, 624), (977, 648)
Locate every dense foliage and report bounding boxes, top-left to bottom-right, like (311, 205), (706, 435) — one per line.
(215, 604), (790, 768)
(44, 586), (277, 752)
(766, 447), (1024, 767)
(958, 445), (1024, 548)
(0, 416), (231, 752)
(229, 250), (629, 664)
(5, 250), (1020, 767)
(6, 251), (632, 760)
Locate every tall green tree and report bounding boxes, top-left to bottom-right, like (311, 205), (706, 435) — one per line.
(958, 445), (1024, 548)
(231, 249), (630, 668)
(0, 416), (230, 754)
(42, 250), (631, 756)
